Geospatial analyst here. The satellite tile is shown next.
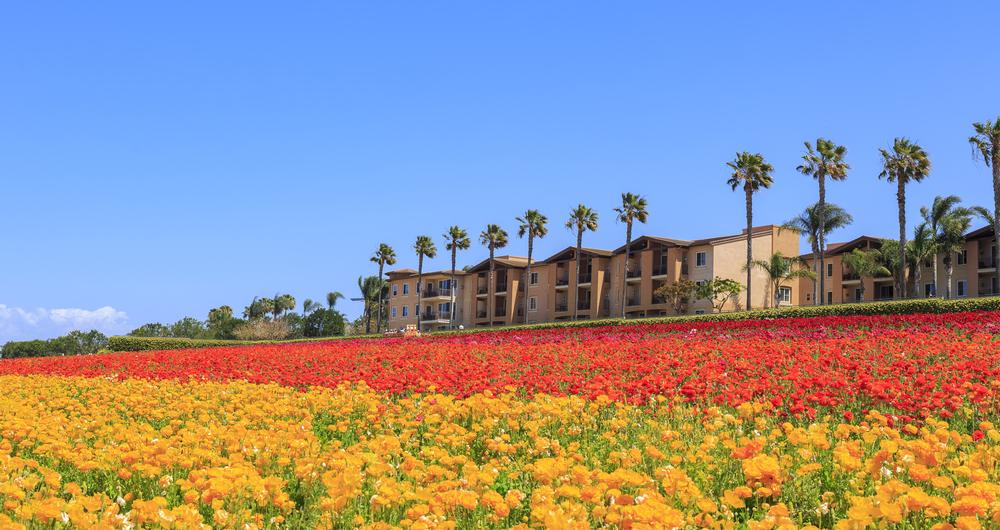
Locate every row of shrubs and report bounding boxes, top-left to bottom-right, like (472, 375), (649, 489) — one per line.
(105, 296), (1000, 352)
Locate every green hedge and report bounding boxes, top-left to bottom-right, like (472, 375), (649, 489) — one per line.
(108, 296), (1000, 352)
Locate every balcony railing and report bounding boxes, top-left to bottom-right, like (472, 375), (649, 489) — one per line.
(842, 272), (860, 281)
(495, 282), (508, 293)
(556, 277), (569, 286)
(477, 285), (488, 294)
(577, 301), (591, 311)
(495, 307), (507, 316)
(421, 287), (452, 298)
(420, 311), (450, 321)
(476, 310), (487, 318)
(626, 268), (642, 278)
(627, 297), (641, 306)
(980, 258), (998, 268)
(578, 273), (592, 284)
(651, 265), (667, 276)
(555, 303), (568, 312)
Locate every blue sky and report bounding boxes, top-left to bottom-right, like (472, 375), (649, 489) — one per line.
(1, 2), (998, 341)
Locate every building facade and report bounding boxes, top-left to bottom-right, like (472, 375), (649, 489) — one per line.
(386, 225), (810, 330)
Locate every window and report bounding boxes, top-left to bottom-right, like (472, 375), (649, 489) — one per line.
(695, 252), (707, 267)
(878, 285), (894, 300)
(694, 309), (706, 315)
(530, 272), (539, 285)
(416, 282), (421, 294)
(402, 306), (409, 317)
(855, 288), (862, 302)
(438, 302), (450, 313)
(402, 283), (410, 295)
(391, 307), (397, 318)
(827, 291), (833, 305)
(957, 250), (967, 265)
(777, 286), (792, 303)
(392, 284), (398, 296)
(439, 280), (449, 290)
(827, 263), (833, 277)
(528, 297), (538, 311)
(957, 280), (967, 297)
(414, 304), (419, 316)
(925, 283), (935, 297)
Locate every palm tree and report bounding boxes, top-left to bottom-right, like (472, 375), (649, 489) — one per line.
(302, 299), (319, 314)
(971, 205), (995, 227)
(357, 275), (384, 333)
(614, 193), (649, 318)
(272, 294), (295, 319)
(908, 223), (935, 298)
(797, 139), (849, 305)
(840, 249), (891, 302)
(920, 195), (967, 297)
(516, 210), (548, 324)
(743, 251), (814, 308)
(879, 138), (931, 298)
(565, 204), (599, 320)
(939, 212), (973, 299)
(479, 224), (508, 327)
(782, 203), (853, 305)
(326, 291), (344, 310)
(370, 243), (397, 332)
(413, 236), (437, 331)
(443, 226), (471, 327)
(727, 152), (775, 310)
(970, 118), (1000, 293)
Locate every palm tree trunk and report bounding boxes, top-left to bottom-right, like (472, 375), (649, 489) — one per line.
(946, 256), (954, 300)
(450, 247), (457, 328)
(524, 236), (533, 324)
(573, 230), (582, 321)
(488, 247), (495, 328)
(745, 187), (753, 311)
(811, 244), (819, 306)
(818, 175), (826, 305)
(993, 150), (1000, 295)
(931, 226), (939, 298)
(915, 263), (922, 300)
(621, 222), (632, 318)
(416, 255), (423, 331)
(376, 260), (385, 332)
(897, 178), (908, 299)
(860, 280), (866, 302)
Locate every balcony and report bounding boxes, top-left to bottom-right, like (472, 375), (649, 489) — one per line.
(477, 285), (488, 295)
(626, 269), (642, 279)
(495, 282), (508, 293)
(577, 301), (591, 311)
(420, 311), (450, 321)
(651, 265), (667, 276)
(980, 258), (998, 269)
(555, 303), (568, 312)
(842, 272), (860, 281)
(495, 307), (507, 317)
(421, 287), (452, 298)
(578, 273), (592, 284)
(476, 310), (487, 319)
(556, 277), (569, 286)
(627, 297), (641, 306)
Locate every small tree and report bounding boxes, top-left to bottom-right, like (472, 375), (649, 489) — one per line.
(654, 279), (697, 315)
(695, 277), (744, 313)
(744, 252), (815, 308)
(841, 248), (892, 302)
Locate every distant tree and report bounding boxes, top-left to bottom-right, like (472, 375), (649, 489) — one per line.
(515, 211), (547, 323)
(841, 248), (892, 302)
(654, 279), (697, 315)
(444, 226), (471, 326)
(695, 277), (744, 313)
(128, 322), (171, 337)
(744, 251), (814, 308)
(797, 139), (849, 305)
(782, 203), (853, 305)
(614, 193), (648, 317)
(413, 235), (438, 330)
(908, 222), (935, 298)
(357, 275), (385, 333)
(303, 308), (347, 337)
(939, 211), (973, 299)
(273, 294), (296, 319)
(920, 195), (969, 296)
(243, 297), (272, 320)
(170, 317), (208, 339)
(879, 138), (931, 298)
(479, 224), (509, 327)
(969, 118), (1000, 294)
(565, 204), (599, 320)
(370, 243), (397, 332)
(727, 152), (774, 310)
(326, 291), (344, 310)
(207, 305), (240, 340)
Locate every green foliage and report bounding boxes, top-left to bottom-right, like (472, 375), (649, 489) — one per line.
(302, 308), (347, 338)
(695, 277), (744, 313)
(2, 330), (108, 359)
(128, 322), (171, 337)
(654, 279), (697, 314)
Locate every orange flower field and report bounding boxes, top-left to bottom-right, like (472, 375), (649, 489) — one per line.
(1, 312), (1000, 529)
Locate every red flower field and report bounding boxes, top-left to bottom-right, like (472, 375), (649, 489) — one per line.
(3, 311), (998, 419)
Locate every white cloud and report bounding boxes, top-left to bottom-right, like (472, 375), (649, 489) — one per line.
(0, 305), (129, 343)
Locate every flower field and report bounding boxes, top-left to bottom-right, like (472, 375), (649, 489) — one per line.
(1, 312), (999, 529)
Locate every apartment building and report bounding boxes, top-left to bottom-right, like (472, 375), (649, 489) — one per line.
(384, 268), (466, 331)
(385, 225), (805, 330)
(797, 236), (894, 305)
